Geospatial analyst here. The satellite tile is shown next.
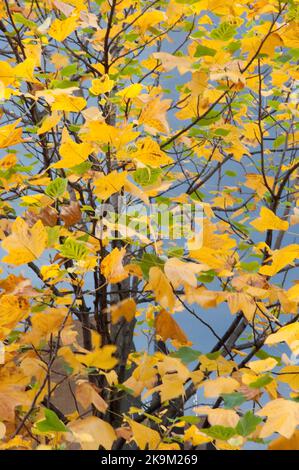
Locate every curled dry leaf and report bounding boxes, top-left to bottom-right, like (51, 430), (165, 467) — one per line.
(60, 201), (81, 227)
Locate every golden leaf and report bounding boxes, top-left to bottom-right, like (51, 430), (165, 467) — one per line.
(146, 267), (175, 312)
(127, 419), (160, 450)
(257, 399), (299, 439)
(67, 416), (116, 450)
(2, 217), (47, 266)
(75, 380), (108, 413)
(94, 170), (127, 200)
(251, 207), (289, 232)
(108, 298), (136, 324)
(101, 247), (128, 283)
(155, 309), (189, 345)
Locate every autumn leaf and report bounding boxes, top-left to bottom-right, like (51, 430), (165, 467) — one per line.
(251, 207), (289, 232)
(0, 120), (23, 149)
(100, 247), (128, 283)
(67, 417), (116, 450)
(37, 112), (61, 135)
(90, 75), (114, 95)
(203, 377), (240, 398)
(146, 267), (176, 312)
(94, 170), (127, 200)
(126, 419), (161, 450)
(257, 399), (299, 439)
(132, 137), (173, 168)
(60, 201), (82, 227)
(108, 298), (136, 324)
(75, 380), (108, 413)
(49, 15), (79, 42)
(155, 309), (189, 345)
(76, 345), (118, 370)
(2, 218), (47, 266)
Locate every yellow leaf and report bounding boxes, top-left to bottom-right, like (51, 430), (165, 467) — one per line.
(133, 137), (173, 168)
(94, 170), (127, 200)
(257, 399), (299, 439)
(265, 323), (299, 351)
(49, 15), (79, 42)
(127, 419), (160, 450)
(269, 430), (299, 450)
(40, 264), (61, 280)
(90, 75), (114, 95)
(251, 207), (289, 232)
(100, 247), (128, 283)
(259, 244), (299, 277)
(278, 366), (299, 391)
(287, 283), (299, 302)
(184, 425), (213, 446)
(77, 345), (118, 370)
(155, 309), (189, 345)
(248, 357), (278, 374)
(37, 112), (61, 135)
(75, 380), (108, 413)
(116, 83), (143, 100)
(0, 120), (23, 149)
(14, 58), (39, 84)
(153, 52), (193, 74)
(164, 257), (204, 288)
(203, 377), (240, 398)
(134, 10), (166, 33)
(158, 443), (180, 450)
(138, 96), (171, 135)
(0, 435), (32, 450)
(53, 128), (93, 168)
(146, 267), (175, 311)
(0, 153), (17, 170)
(51, 94), (86, 112)
(2, 218), (47, 266)
(109, 298), (136, 324)
(0, 294), (30, 338)
(194, 407), (240, 428)
(67, 416), (116, 450)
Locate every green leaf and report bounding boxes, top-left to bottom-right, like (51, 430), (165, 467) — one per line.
(171, 347), (201, 364)
(198, 270), (216, 283)
(60, 238), (88, 261)
(136, 253), (165, 279)
(236, 411), (262, 437)
(225, 170), (237, 177)
(178, 415), (200, 424)
(133, 167), (161, 186)
(36, 409), (68, 433)
(202, 425), (237, 441)
(211, 22), (236, 41)
(194, 45), (217, 57)
(50, 79), (78, 89)
(45, 178), (68, 199)
(222, 392), (247, 409)
(68, 161), (92, 176)
(61, 64), (78, 77)
(239, 261), (260, 272)
(13, 13), (36, 29)
(249, 374), (273, 389)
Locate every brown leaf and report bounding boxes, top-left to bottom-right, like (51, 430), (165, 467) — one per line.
(25, 206), (57, 227)
(61, 201), (81, 227)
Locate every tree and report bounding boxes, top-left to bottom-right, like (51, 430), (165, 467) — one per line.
(0, 0), (298, 451)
